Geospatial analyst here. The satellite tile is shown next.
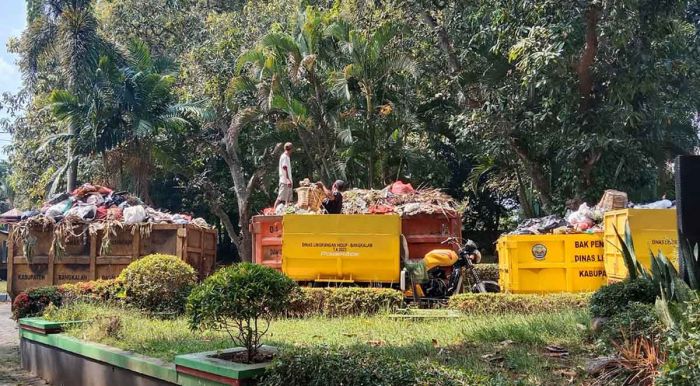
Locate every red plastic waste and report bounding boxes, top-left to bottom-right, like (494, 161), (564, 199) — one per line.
(389, 181), (415, 194)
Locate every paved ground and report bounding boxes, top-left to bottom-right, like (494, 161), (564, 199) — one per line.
(0, 302), (47, 386)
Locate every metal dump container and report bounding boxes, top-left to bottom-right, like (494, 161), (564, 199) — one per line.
(603, 208), (678, 282)
(401, 214), (462, 261)
(497, 233), (606, 293)
(251, 215), (283, 270)
(282, 214), (401, 283)
(251, 213), (461, 274)
(7, 224), (216, 298)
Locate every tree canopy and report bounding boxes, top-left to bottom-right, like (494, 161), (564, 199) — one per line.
(2, 0), (698, 261)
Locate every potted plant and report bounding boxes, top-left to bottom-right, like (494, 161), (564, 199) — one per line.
(177, 263), (296, 384)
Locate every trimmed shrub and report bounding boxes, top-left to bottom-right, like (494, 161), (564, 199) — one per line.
(286, 288), (327, 317)
(187, 263), (297, 362)
(59, 279), (124, 304)
(323, 287), (404, 317)
(258, 346), (482, 386)
(448, 292), (591, 314)
(658, 299), (700, 385)
(589, 279), (658, 318)
(12, 286), (63, 320)
(119, 254), (197, 314)
(286, 287), (404, 317)
(474, 263), (498, 282)
(597, 302), (662, 344)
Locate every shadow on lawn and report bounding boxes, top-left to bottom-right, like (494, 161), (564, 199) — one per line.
(256, 339), (589, 385)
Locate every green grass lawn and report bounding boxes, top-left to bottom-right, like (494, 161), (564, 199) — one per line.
(48, 302), (594, 385)
(0, 281), (6, 293)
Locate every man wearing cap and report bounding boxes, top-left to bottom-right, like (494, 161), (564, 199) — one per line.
(274, 143), (294, 208)
(317, 180), (346, 214)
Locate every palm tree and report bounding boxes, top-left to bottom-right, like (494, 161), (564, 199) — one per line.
(19, 0), (111, 191)
(235, 8), (345, 183)
(46, 41), (209, 200)
(325, 20), (418, 187)
(116, 40), (210, 203)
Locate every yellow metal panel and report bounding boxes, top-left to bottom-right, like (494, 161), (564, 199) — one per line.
(603, 209), (678, 282)
(282, 214), (401, 283)
(497, 234), (606, 294)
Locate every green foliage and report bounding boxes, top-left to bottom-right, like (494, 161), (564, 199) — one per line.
(449, 292), (590, 315)
(11, 286), (63, 320)
(187, 263), (296, 361)
(258, 346), (481, 386)
(118, 254), (197, 314)
(473, 264), (499, 283)
(597, 302), (662, 345)
(289, 287), (414, 317)
(58, 279), (124, 304)
(679, 237), (700, 291)
(322, 287), (403, 317)
(589, 280), (658, 318)
(658, 299), (700, 385)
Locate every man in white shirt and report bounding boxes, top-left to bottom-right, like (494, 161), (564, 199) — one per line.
(274, 142), (294, 208)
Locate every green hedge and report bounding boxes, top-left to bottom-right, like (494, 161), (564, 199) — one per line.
(589, 279), (658, 318)
(448, 292), (591, 314)
(59, 279), (124, 303)
(473, 264), (498, 282)
(259, 346), (483, 386)
(12, 286), (63, 320)
(287, 287), (404, 317)
(119, 254), (197, 314)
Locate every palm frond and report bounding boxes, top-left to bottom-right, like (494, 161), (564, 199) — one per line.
(126, 39), (154, 72)
(324, 20), (351, 42)
(236, 49), (266, 74)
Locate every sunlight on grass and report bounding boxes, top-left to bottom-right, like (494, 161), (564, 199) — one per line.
(49, 302), (591, 384)
(0, 281), (6, 293)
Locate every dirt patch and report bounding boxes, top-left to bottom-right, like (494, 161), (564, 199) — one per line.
(212, 347), (275, 364)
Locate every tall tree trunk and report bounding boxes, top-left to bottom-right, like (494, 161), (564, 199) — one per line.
(365, 87), (374, 188)
(419, 9), (476, 108)
(219, 113), (282, 262)
(577, 6), (600, 112)
(510, 139), (554, 212)
(132, 141), (153, 205)
(66, 125), (78, 192)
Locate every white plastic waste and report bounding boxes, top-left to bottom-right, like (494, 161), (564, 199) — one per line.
(123, 205), (147, 224)
(635, 199), (673, 209)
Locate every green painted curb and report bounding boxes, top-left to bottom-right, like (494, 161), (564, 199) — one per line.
(18, 317), (81, 331)
(175, 346), (275, 380)
(20, 329), (178, 383)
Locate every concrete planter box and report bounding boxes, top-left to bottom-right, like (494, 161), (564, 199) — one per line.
(176, 347), (276, 386)
(19, 318), (275, 386)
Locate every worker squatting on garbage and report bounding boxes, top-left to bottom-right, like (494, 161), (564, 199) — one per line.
(317, 180), (346, 214)
(274, 142), (294, 208)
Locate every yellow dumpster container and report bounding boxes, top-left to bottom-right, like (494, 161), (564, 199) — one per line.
(497, 234), (606, 293)
(282, 214), (401, 283)
(603, 208), (678, 283)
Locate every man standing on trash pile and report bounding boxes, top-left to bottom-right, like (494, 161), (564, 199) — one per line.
(274, 142), (294, 208)
(317, 180), (346, 214)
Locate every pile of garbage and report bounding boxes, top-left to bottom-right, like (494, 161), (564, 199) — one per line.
(269, 180), (459, 217)
(342, 186), (458, 217)
(510, 189), (676, 235)
(0, 183), (210, 228)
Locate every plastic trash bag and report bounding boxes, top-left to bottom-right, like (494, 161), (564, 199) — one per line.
(86, 193), (105, 206)
(45, 200), (73, 218)
(65, 205), (97, 221)
(123, 205), (147, 224)
(635, 199), (673, 209)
